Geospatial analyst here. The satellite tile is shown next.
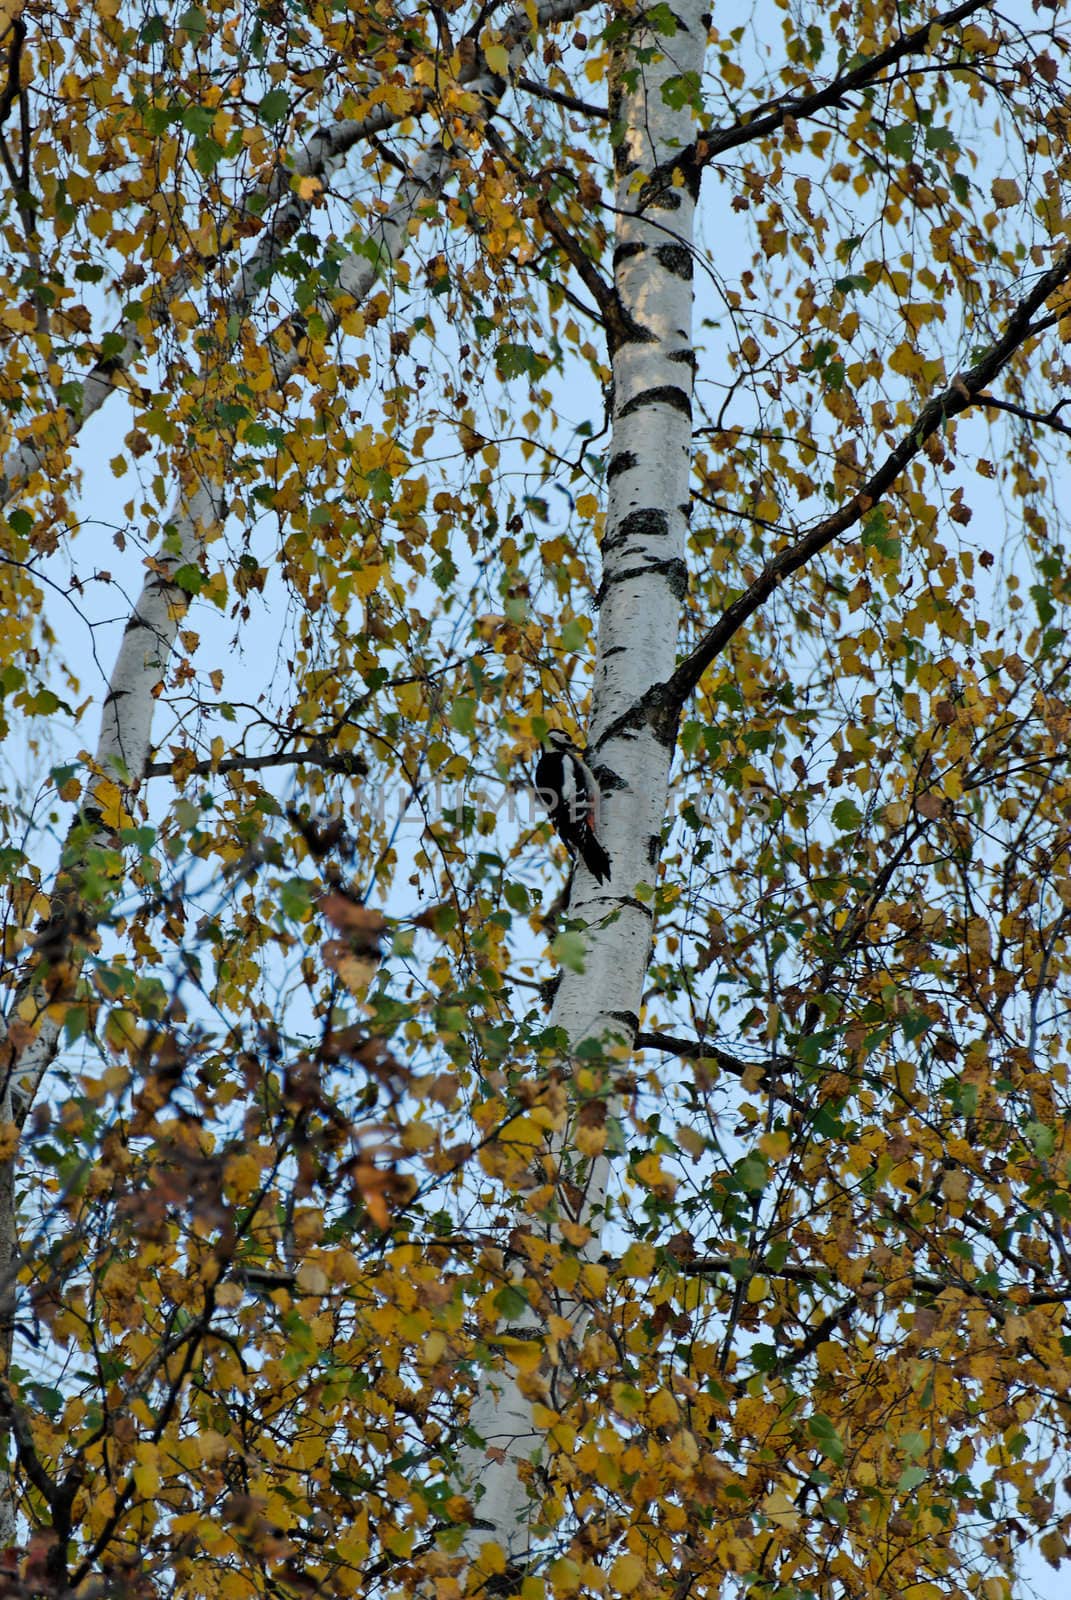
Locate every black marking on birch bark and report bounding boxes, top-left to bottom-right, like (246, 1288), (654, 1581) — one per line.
(639, 146), (702, 206)
(614, 241), (645, 270)
(646, 834), (662, 867)
(596, 557), (688, 607)
(590, 758), (624, 795)
(603, 508), (670, 551)
(606, 301), (657, 353)
(600, 683), (680, 752)
(655, 243), (693, 280)
(618, 383), (692, 421)
(97, 349), (131, 380)
(618, 895), (655, 921)
(540, 970), (564, 1009)
(606, 1010), (640, 1039)
(607, 450), (638, 483)
(669, 348), (697, 371)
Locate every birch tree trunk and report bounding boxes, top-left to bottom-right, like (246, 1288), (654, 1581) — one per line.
(0, 7), (571, 1544)
(459, 0), (708, 1562)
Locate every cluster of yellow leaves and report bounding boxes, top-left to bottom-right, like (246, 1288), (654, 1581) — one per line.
(0, 1), (1069, 1599)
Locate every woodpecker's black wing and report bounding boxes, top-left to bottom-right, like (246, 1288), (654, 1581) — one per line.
(534, 744), (612, 885)
(575, 825), (611, 885)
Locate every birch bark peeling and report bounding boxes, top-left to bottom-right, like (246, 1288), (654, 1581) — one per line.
(458, 0), (707, 1564)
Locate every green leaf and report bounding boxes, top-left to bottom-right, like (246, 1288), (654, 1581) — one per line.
(1030, 583), (1055, 627)
(1025, 1121), (1055, 1158)
(831, 799), (862, 831)
(173, 564), (203, 595)
(448, 697), (477, 736)
(182, 106), (214, 137)
(737, 1154), (768, 1192)
(644, 3), (680, 34)
(862, 506), (900, 562)
(495, 342), (544, 381)
(661, 70), (701, 110)
(279, 877), (312, 921)
(63, 1006), (89, 1045)
(193, 137), (224, 176)
(551, 931), (588, 973)
(365, 466), (393, 502)
(179, 6), (206, 41)
(23, 687), (61, 716)
(259, 88), (290, 127)
(834, 272), (872, 295)
(808, 1413), (845, 1464)
(57, 380), (85, 410)
(884, 124), (915, 161)
(494, 1284), (528, 1319)
(560, 617), (588, 652)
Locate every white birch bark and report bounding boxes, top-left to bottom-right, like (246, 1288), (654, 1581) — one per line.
(2, 131), (460, 1116)
(0, 57), (473, 1569)
(0, 0), (596, 511)
(459, 0), (707, 1562)
(0, 0), (597, 1545)
(0, 111), (391, 510)
(2, 0), (590, 1100)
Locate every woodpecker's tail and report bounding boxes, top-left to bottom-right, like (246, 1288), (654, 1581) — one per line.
(578, 828), (612, 885)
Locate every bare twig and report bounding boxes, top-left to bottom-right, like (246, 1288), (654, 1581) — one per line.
(977, 392), (1071, 438)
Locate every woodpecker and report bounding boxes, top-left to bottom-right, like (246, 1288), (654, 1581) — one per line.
(534, 729), (612, 885)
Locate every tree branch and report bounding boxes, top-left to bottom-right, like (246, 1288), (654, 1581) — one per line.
(142, 745), (369, 783)
(632, 1033), (818, 1157)
(634, 1028), (760, 1077)
(977, 392), (1071, 439)
(687, 1255), (1071, 1310)
(516, 73), (610, 120)
(666, 241), (1071, 708)
(689, 0), (992, 172)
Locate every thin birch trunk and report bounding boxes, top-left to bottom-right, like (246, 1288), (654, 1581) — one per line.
(459, 0), (707, 1562)
(0, 90), (461, 1564)
(0, 0), (589, 1547)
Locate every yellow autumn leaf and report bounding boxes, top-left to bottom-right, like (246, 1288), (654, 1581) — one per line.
(93, 778), (129, 831)
(991, 178), (1021, 208)
(483, 42), (510, 77)
(762, 1489), (800, 1530)
(609, 1554), (644, 1594)
(296, 1262), (329, 1295)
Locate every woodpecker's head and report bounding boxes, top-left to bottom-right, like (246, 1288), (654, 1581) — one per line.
(545, 729), (578, 753)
